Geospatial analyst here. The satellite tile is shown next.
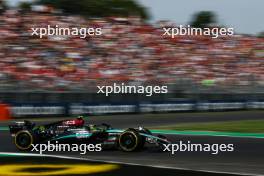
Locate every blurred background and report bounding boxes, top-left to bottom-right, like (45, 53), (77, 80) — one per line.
(0, 0), (263, 118)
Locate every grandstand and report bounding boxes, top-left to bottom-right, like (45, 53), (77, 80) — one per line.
(0, 9), (263, 94)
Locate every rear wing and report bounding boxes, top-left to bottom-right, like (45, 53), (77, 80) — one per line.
(9, 120), (35, 136)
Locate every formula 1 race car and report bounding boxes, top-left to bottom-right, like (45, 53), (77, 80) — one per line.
(9, 117), (170, 152)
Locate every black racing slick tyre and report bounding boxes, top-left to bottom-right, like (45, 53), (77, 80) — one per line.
(14, 130), (34, 151)
(118, 129), (143, 152)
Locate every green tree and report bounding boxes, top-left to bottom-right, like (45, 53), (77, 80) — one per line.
(190, 11), (217, 28)
(258, 31), (264, 38)
(0, 0), (8, 14)
(37, 0), (149, 20)
(19, 2), (32, 12)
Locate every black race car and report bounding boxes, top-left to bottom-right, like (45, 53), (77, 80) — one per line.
(9, 117), (170, 152)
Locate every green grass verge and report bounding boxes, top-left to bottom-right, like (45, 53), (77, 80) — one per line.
(153, 120), (264, 133)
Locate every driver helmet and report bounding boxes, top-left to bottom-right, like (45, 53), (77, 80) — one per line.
(77, 115), (84, 120)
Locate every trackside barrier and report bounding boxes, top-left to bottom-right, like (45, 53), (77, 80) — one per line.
(0, 103), (11, 120)
(8, 101), (264, 118)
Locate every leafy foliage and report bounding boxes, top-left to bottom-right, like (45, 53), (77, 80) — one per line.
(190, 11), (217, 28)
(0, 0), (8, 14)
(37, 0), (149, 20)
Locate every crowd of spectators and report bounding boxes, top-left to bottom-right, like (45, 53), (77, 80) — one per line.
(0, 9), (263, 92)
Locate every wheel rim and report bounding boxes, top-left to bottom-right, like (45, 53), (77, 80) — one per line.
(15, 131), (33, 150)
(119, 132), (137, 151)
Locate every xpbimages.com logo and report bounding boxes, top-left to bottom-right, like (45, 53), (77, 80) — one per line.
(97, 83), (168, 96)
(31, 25), (102, 38)
(162, 25), (234, 39)
(31, 141), (102, 154)
(162, 141), (234, 155)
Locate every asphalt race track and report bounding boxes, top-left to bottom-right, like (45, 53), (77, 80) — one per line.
(1, 111), (264, 176)
(0, 155), (246, 176)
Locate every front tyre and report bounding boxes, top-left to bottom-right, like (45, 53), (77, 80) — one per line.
(14, 130), (34, 150)
(118, 129), (142, 152)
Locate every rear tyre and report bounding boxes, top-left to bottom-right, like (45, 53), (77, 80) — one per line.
(14, 130), (34, 150)
(118, 129), (143, 152)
